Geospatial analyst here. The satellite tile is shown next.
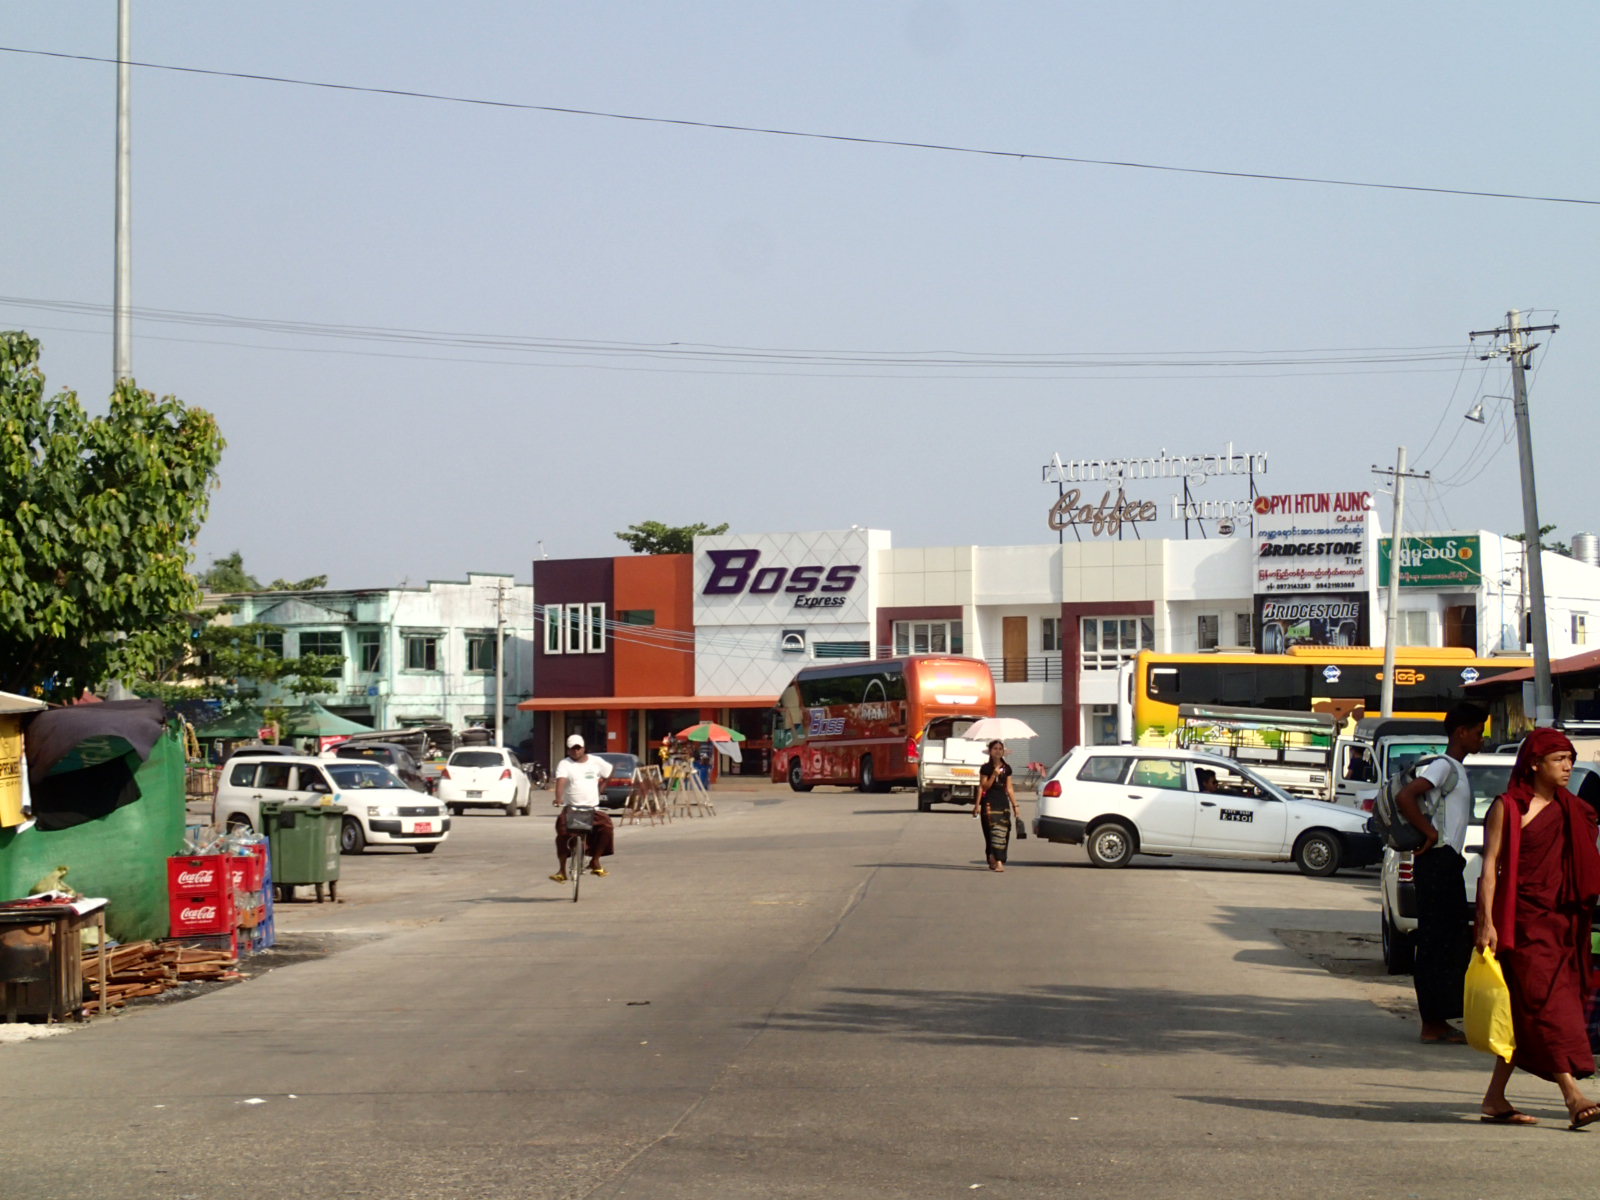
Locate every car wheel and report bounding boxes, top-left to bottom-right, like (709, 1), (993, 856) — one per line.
(917, 789), (933, 813)
(415, 843), (439, 854)
(857, 756), (875, 793)
(505, 800), (518, 817)
(340, 816), (366, 855)
(1085, 821), (1136, 869)
(788, 760), (812, 793)
(225, 816), (253, 834)
(1382, 912), (1415, 974)
(448, 804), (463, 816)
(1294, 830), (1342, 877)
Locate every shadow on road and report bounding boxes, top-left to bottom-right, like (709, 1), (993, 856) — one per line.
(754, 982), (1435, 1070)
(1178, 1094), (1477, 1125)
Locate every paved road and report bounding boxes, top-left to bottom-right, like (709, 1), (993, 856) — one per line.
(4, 782), (1596, 1198)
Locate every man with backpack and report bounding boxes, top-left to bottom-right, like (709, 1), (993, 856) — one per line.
(1394, 702), (1487, 1043)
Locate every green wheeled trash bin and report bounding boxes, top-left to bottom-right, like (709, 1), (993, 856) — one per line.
(260, 800), (346, 903)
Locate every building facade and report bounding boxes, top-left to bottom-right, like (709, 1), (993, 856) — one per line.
(223, 574), (534, 738)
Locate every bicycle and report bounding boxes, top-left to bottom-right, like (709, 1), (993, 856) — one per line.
(558, 804), (596, 902)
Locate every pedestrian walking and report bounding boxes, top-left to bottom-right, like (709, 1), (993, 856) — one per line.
(1475, 728), (1600, 1128)
(1394, 701), (1486, 1043)
(973, 740), (1020, 872)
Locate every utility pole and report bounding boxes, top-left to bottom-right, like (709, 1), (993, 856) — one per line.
(494, 578), (507, 747)
(113, 0), (132, 384)
(1373, 448), (1430, 717)
(1470, 309), (1560, 724)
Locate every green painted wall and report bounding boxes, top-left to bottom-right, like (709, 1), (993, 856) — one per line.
(0, 724), (187, 942)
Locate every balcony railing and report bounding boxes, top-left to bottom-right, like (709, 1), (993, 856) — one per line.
(985, 656), (1064, 684)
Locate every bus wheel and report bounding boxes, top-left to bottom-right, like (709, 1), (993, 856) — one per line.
(857, 756), (876, 793)
(788, 761), (812, 793)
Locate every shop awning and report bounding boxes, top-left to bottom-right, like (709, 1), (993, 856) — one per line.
(1468, 648), (1600, 687)
(517, 694), (777, 711)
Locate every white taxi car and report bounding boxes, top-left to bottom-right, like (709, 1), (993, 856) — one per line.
(213, 754), (450, 854)
(1034, 745), (1382, 876)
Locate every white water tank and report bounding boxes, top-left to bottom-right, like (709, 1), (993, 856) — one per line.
(1573, 532), (1600, 567)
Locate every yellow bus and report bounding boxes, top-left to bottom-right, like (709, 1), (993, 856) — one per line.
(1119, 647), (1531, 745)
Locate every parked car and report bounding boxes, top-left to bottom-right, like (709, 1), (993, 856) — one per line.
(594, 752), (639, 809)
(328, 741), (430, 793)
(436, 746), (533, 816)
(212, 755), (449, 854)
(1033, 745), (1381, 876)
(1378, 753), (1600, 973)
(222, 743), (301, 761)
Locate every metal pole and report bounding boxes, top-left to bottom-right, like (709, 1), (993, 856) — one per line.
(494, 579), (506, 746)
(113, 0), (132, 383)
(1380, 447), (1409, 717)
(1507, 309), (1555, 723)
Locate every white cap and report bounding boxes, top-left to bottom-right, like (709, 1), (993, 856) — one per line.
(566, 734), (585, 748)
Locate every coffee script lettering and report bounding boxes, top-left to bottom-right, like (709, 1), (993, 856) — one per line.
(1047, 488), (1159, 536)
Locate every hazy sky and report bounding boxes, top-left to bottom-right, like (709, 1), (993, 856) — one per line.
(4, 3), (1597, 588)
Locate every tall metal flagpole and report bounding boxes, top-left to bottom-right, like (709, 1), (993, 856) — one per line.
(113, 0), (132, 383)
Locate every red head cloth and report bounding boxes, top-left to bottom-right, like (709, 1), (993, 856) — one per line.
(1491, 727), (1600, 954)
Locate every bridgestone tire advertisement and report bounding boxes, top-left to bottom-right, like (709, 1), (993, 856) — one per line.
(1254, 593), (1369, 653)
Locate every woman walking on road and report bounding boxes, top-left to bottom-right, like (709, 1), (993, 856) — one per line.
(1476, 728), (1600, 1129)
(973, 740), (1020, 872)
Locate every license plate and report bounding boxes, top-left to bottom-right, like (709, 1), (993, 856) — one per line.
(466, 790), (482, 798)
(414, 822), (434, 834)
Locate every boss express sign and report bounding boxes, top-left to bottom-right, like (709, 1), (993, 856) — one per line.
(702, 550), (862, 609)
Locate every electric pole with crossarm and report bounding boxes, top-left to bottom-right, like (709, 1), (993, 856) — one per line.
(1470, 309), (1560, 725)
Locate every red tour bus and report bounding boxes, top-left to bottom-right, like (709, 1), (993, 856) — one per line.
(770, 655), (997, 792)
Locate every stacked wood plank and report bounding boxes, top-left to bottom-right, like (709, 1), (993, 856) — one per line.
(80, 940), (240, 1013)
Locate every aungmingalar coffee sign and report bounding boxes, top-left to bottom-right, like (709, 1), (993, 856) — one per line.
(1376, 536), (1482, 589)
(1253, 490), (1373, 594)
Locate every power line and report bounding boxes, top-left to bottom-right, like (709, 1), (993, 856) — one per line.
(4, 45), (1597, 208)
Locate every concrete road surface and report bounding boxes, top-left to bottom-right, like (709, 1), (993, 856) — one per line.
(2, 782), (1593, 1199)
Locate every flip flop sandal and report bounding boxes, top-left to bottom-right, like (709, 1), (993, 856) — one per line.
(549, 872), (567, 882)
(1568, 1104), (1600, 1130)
(1481, 1109), (1538, 1125)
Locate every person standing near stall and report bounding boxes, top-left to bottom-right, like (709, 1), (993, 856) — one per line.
(1475, 728), (1600, 1128)
(973, 740), (1020, 872)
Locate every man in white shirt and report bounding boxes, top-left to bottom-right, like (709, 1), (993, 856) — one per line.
(552, 734), (614, 882)
(1395, 702), (1486, 1044)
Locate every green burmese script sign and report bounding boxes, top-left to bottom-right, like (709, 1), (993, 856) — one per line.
(1377, 535), (1482, 588)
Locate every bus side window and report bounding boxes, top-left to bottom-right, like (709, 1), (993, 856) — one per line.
(1150, 668), (1177, 696)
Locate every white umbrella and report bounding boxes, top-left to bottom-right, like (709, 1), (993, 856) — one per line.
(713, 738), (743, 763)
(960, 717), (1038, 743)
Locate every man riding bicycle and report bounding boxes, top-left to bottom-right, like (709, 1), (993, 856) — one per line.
(551, 734), (615, 882)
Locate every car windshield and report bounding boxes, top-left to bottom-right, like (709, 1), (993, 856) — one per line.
(327, 763), (405, 789)
(449, 751), (506, 767)
(1384, 739), (1448, 779)
(1469, 764), (1598, 823)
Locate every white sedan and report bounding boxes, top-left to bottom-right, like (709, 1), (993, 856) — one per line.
(436, 747), (534, 816)
(1035, 745), (1382, 876)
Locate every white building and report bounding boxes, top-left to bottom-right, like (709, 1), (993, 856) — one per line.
(223, 574), (535, 738)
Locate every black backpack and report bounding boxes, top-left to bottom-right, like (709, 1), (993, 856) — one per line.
(1368, 754), (1460, 852)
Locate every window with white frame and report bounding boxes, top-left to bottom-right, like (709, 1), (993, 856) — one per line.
(355, 628), (382, 673)
(1397, 611), (1431, 646)
(1197, 614), (1220, 651)
(404, 632), (440, 671)
(893, 620), (963, 656)
(1041, 617), (1061, 653)
(465, 632), (496, 672)
(1080, 616), (1154, 671)
(544, 603), (607, 655)
(1575, 614), (1588, 645)
(1235, 613), (1252, 647)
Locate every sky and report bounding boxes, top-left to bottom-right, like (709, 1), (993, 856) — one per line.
(3, 2), (1597, 588)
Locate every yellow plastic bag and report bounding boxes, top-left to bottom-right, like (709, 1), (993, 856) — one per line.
(1463, 947), (1516, 1063)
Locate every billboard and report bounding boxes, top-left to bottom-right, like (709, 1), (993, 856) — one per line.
(1253, 490), (1373, 594)
(1376, 536), (1482, 589)
(1255, 593), (1370, 653)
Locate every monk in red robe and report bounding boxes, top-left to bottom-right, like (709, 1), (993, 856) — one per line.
(1476, 728), (1600, 1128)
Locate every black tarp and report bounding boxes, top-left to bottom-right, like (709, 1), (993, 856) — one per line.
(23, 700), (168, 831)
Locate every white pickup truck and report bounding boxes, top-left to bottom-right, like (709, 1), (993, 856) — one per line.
(915, 716), (991, 812)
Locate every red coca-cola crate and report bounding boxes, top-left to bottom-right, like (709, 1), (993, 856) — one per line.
(228, 853), (265, 894)
(168, 855), (228, 899)
(170, 890), (236, 937)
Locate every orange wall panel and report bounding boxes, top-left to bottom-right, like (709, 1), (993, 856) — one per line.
(613, 555), (695, 697)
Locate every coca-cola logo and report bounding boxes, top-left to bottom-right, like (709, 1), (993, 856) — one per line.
(702, 550), (860, 607)
(176, 869), (215, 888)
(179, 905), (218, 922)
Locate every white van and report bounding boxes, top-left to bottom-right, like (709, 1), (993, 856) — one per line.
(213, 755), (450, 855)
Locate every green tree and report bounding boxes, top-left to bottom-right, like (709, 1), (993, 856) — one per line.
(135, 620), (345, 706)
(0, 332), (226, 696)
(199, 550), (327, 593)
(614, 520), (729, 555)
(1505, 525), (1571, 557)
